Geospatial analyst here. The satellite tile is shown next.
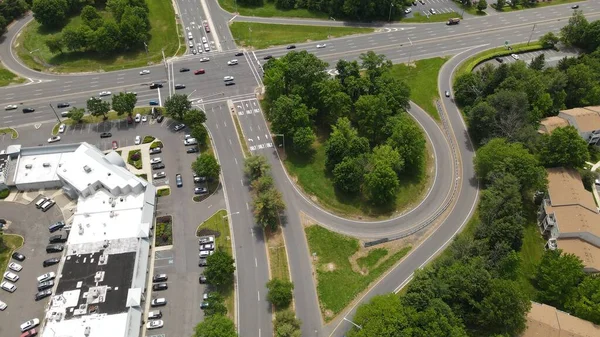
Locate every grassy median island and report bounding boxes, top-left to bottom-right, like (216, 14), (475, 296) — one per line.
(0, 127), (18, 139)
(220, 0), (328, 19)
(0, 234), (24, 273)
(389, 57), (448, 120)
(305, 225), (411, 320)
(492, 0), (581, 12)
(230, 22), (374, 50)
(16, 0), (182, 73)
(128, 150), (142, 169)
(0, 64), (25, 87)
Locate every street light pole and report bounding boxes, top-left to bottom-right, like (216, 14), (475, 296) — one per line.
(343, 317), (363, 330)
(407, 37), (413, 64)
(527, 23), (537, 46)
(48, 104), (61, 124)
(388, 3), (394, 22)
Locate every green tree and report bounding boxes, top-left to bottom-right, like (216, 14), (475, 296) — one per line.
(371, 144), (403, 174)
(190, 124), (208, 149)
(386, 115), (426, 171)
(363, 163), (399, 205)
(495, 0), (506, 8)
(560, 10), (589, 48)
(274, 310), (301, 337)
(203, 292), (227, 316)
(453, 72), (484, 107)
(193, 314), (237, 337)
(80, 4), (102, 29)
(111, 92), (137, 116)
(478, 279), (530, 335)
(266, 278), (294, 308)
(164, 93), (191, 120)
(62, 25), (89, 51)
(529, 53), (546, 71)
(566, 275), (600, 324)
(268, 94), (313, 135)
(539, 126), (589, 168)
(253, 188), (285, 230)
(32, 0), (68, 27)
(86, 97), (110, 118)
(333, 157), (364, 194)
(354, 94), (392, 144)
(325, 117), (369, 172)
(192, 154), (220, 181)
(539, 31), (560, 48)
(244, 155), (270, 181)
(184, 108), (207, 126)
(476, 0), (487, 12)
(250, 175), (274, 195)
(467, 101), (497, 146)
(582, 20), (600, 52)
(534, 249), (585, 308)
(93, 23), (119, 54)
(45, 35), (64, 54)
(292, 126), (315, 155)
(205, 251), (235, 288)
(67, 107), (85, 123)
(359, 51), (392, 84)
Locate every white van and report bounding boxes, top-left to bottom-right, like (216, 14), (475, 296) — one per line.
(148, 310), (162, 319)
(188, 32), (193, 40)
(36, 197), (48, 208)
(184, 138), (197, 146)
(41, 199), (55, 212)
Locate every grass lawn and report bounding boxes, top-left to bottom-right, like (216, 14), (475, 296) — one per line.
(403, 12), (461, 23)
(232, 113), (250, 157)
(492, 0), (582, 12)
(0, 127), (18, 139)
(16, 0), (183, 73)
(128, 150), (142, 169)
(0, 64), (25, 87)
(196, 210), (235, 320)
(517, 222), (544, 299)
(0, 235), (24, 273)
(306, 225), (411, 320)
(219, 0), (329, 19)
(143, 135), (156, 144)
(150, 140), (163, 149)
(230, 22), (373, 50)
(284, 137), (431, 219)
(136, 173), (148, 180)
(157, 187), (171, 197)
(155, 215), (173, 246)
(389, 57), (448, 120)
(267, 228), (290, 282)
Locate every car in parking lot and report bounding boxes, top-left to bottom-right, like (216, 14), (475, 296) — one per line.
(200, 301), (209, 309)
(140, 70), (150, 75)
(46, 244), (64, 253)
(175, 84), (186, 89)
(49, 221), (65, 233)
(37, 280), (54, 291)
(99, 91), (111, 96)
(194, 187), (208, 195)
(150, 147), (162, 154)
(404, 7), (412, 14)
(199, 236), (214, 244)
(42, 258), (60, 268)
(149, 100), (159, 106)
(430, 8), (436, 14)
(47, 136), (61, 143)
(149, 83), (163, 89)
(112, 141), (118, 150)
(34, 289), (53, 301)
(0, 300), (6, 310)
(152, 283), (168, 291)
(187, 147), (199, 153)
(200, 57), (210, 62)
(174, 124), (186, 131)
(194, 69), (205, 75)
(20, 318), (40, 332)
(58, 124), (66, 133)
(56, 103), (70, 108)
(153, 172), (166, 179)
(511, 53), (520, 60)
(198, 258), (208, 267)
(176, 174), (183, 187)
(194, 175), (206, 183)
(147, 320), (164, 329)
(151, 163), (165, 170)
(148, 310), (162, 319)
(199, 250), (214, 258)
(12, 252), (26, 261)
(4, 271), (19, 282)
(153, 274), (168, 282)
(184, 138), (197, 146)
(199, 275), (207, 284)
(495, 57), (504, 63)
(20, 329), (38, 337)
(150, 157), (162, 164)
(151, 298), (167, 307)
(134, 136), (141, 145)
(49, 234), (67, 243)
(223, 76), (234, 82)
(157, 115), (164, 123)
(5, 104), (17, 110)
(100, 132), (112, 138)
(199, 243), (214, 251)
(227, 59), (238, 66)
(1, 281), (17, 292)
(8, 262), (22, 272)
(144, 115), (149, 122)
(37, 272), (56, 283)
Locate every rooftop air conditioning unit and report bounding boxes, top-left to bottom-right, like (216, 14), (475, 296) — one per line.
(83, 165), (92, 173)
(84, 326), (91, 336)
(43, 162), (51, 167)
(25, 164), (32, 169)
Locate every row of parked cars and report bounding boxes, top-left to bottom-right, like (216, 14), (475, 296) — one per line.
(147, 273), (168, 330)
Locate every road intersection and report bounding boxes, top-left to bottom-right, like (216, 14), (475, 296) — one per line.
(1, 2), (598, 337)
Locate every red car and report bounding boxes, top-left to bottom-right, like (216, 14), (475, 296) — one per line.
(21, 329), (38, 337)
(112, 141), (118, 150)
(194, 69), (205, 75)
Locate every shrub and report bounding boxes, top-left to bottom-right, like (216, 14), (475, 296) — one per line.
(0, 189), (10, 199)
(143, 136), (156, 144)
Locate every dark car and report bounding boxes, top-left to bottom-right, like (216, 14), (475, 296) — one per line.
(187, 147), (199, 153)
(176, 174), (183, 187)
(151, 163), (165, 170)
(199, 275), (207, 284)
(153, 274), (168, 282)
(175, 84), (186, 90)
(571, 4), (579, 9)
(149, 83), (163, 89)
(235, 52), (244, 56)
(37, 280), (54, 291)
(200, 301), (209, 309)
(12, 252), (25, 261)
(56, 103), (70, 108)
(46, 244), (64, 253)
(49, 235), (67, 243)
(225, 82), (235, 86)
(152, 283), (168, 291)
(43, 258), (60, 267)
(22, 108), (35, 113)
(495, 57), (504, 63)
(157, 115), (164, 123)
(198, 258), (208, 267)
(412, 1), (417, 5)
(35, 289), (53, 301)
(287, 45), (296, 49)
(174, 124), (186, 131)
(100, 132), (112, 138)
(263, 55), (273, 60)
(49, 221), (65, 233)
(194, 69), (205, 75)
(180, 67), (190, 72)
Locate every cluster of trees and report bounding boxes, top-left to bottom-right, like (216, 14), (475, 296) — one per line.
(266, 278), (294, 309)
(263, 50), (425, 206)
(65, 91), (138, 121)
(558, 10), (600, 52)
(244, 155), (285, 231)
(193, 314), (237, 337)
(37, 0), (150, 54)
(204, 250), (235, 289)
(165, 94), (209, 149)
(273, 309), (302, 337)
(0, 0), (29, 35)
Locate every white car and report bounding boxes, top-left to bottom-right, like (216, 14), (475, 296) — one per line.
(227, 59), (238, 66)
(153, 172), (166, 179)
(511, 53), (520, 60)
(99, 91), (111, 96)
(126, 91), (137, 96)
(1, 281), (16, 293)
(135, 113), (141, 123)
(140, 70), (151, 75)
(184, 138), (197, 146)
(200, 57), (210, 62)
(48, 136), (61, 143)
(135, 136), (141, 145)
(201, 36), (207, 43)
(150, 157), (162, 164)
(20, 318), (40, 332)
(223, 76), (234, 82)
(199, 250), (214, 258)
(0, 300), (6, 310)
(404, 7), (412, 14)
(37, 272), (56, 283)
(3, 271), (19, 282)
(58, 124), (66, 133)
(430, 8), (437, 14)
(198, 236), (215, 244)
(8, 262), (22, 272)
(316, 44), (327, 48)
(142, 115), (148, 122)
(147, 320), (164, 329)
(5, 104), (17, 110)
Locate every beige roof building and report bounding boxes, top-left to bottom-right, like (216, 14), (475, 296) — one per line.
(538, 116), (570, 134)
(522, 302), (600, 337)
(538, 106), (600, 144)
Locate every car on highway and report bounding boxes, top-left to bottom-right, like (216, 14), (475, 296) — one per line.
(151, 163), (165, 170)
(140, 70), (150, 75)
(37, 272), (56, 283)
(152, 283), (168, 291)
(187, 147), (199, 153)
(99, 91), (111, 96)
(150, 157), (162, 164)
(135, 136), (141, 145)
(149, 83), (163, 89)
(227, 59), (238, 65)
(200, 57), (210, 62)
(48, 136), (61, 143)
(42, 258), (60, 267)
(112, 141), (118, 150)
(20, 318), (40, 332)
(22, 108), (35, 113)
(1, 281), (16, 292)
(445, 90), (450, 97)
(316, 44), (326, 48)
(126, 91), (137, 96)
(56, 103), (70, 108)
(264, 55), (273, 60)
(58, 124), (66, 133)
(5, 104), (17, 110)
(8, 262), (22, 272)
(174, 123), (186, 131)
(224, 76), (234, 81)
(195, 187), (208, 195)
(176, 174), (183, 187)
(151, 298), (167, 307)
(571, 4), (579, 9)
(404, 7), (412, 14)
(235, 52), (244, 56)
(225, 82), (235, 86)
(180, 67), (190, 72)
(150, 147), (161, 154)
(199, 235), (214, 244)
(35, 289), (52, 301)
(12, 252), (26, 261)
(175, 84), (186, 89)
(511, 53), (520, 60)
(287, 45), (296, 49)
(153, 274), (168, 282)
(194, 69), (206, 75)
(149, 100), (159, 106)
(4, 271), (19, 282)
(495, 57), (504, 63)
(147, 320), (164, 329)
(153, 172), (166, 179)
(0, 300), (6, 310)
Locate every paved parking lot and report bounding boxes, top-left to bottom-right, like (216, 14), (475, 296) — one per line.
(0, 198), (64, 336)
(404, 0), (462, 18)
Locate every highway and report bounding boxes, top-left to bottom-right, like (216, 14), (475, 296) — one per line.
(1, 2), (599, 337)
